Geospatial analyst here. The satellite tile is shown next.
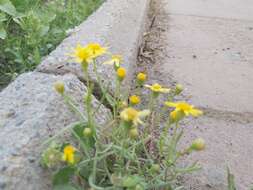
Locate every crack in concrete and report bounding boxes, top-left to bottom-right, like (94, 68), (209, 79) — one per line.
(200, 107), (253, 124)
(36, 69), (114, 111)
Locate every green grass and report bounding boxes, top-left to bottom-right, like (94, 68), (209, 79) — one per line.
(0, 0), (103, 89)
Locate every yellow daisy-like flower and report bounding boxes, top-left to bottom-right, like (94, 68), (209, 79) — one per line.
(165, 101), (203, 117)
(117, 67), (126, 80)
(73, 44), (93, 63)
(103, 54), (122, 67)
(62, 145), (75, 164)
(120, 107), (150, 126)
(145, 83), (170, 93)
(86, 43), (107, 58)
(129, 95), (141, 105)
(137, 72), (147, 82)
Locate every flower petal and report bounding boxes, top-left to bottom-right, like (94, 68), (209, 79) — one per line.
(190, 108), (203, 117)
(165, 102), (177, 107)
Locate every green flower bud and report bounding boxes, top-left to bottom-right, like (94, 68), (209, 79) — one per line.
(175, 84), (183, 95)
(150, 164), (160, 173)
(54, 81), (65, 94)
(129, 128), (138, 139)
(41, 146), (62, 168)
(83, 127), (92, 137)
(191, 138), (205, 151)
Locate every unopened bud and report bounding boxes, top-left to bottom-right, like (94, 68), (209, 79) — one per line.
(150, 164), (160, 173)
(54, 81), (65, 94)
(175, 84), (183, 95)
(83, 127), (92, 137)
(117, 67), (126, 81)
(129, 128), (138, 139)
(191, 138), (205, 151)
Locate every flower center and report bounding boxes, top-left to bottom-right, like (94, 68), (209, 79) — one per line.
(153, 84), (162, 90)
(177, 102), (191, 111)
(126, 108), (138, 121)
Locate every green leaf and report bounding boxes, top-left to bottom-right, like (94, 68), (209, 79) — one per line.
(122, 176), (143, 188)
(39, 25), (49, 37)
(0, 23), (6, 39)
(0, 0), (17, 16)
(53, 184), (78, 190)
(227, 167), (236, 190)
(53, 166), (76, 186)
(0, 12), (6, 22)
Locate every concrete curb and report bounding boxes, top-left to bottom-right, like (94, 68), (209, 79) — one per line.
(0, 72), (111, 190)
(36, 0), (150, 92)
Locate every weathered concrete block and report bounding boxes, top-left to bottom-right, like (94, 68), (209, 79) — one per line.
(36, 0), (150, 92)
(0, 72), (111, 190)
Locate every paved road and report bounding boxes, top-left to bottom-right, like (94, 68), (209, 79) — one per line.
(139, 0), (253, 189)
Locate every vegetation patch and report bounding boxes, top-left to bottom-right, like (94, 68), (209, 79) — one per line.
(41, 43), (206, 189)
(0, 0), (103, 88)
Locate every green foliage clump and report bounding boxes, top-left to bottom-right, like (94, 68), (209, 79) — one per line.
(0, 0), (103, 88)
(41, 43), (206, 190)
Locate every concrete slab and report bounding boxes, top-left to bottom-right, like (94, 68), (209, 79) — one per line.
(36, 0), (149, 92)
(164, 0), (253, 20)
(180, 116), (253, 190)
(0, 72), (111, 190)
(160, 15), (253, 113)
(138, 0), (253, 189)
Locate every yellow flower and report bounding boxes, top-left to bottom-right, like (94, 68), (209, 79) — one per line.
(165, 101), (203, 117)
(62, 145), (75, 164)
(86, 43), (107, 58)
(129, 95), (141, 105)
(104, 55), (122, 67)
(117, 67), (126, 80)
(73, 44), (93, 63)
(120, 107), (150, 126)
(137, 72), (147, 82)
(145, 83), (170, 93)
(54, 81), (65, 94)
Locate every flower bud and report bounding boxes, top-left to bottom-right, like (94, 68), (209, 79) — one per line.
(83, 127), (92, 137)
(117, 67), (126, 81)
(41, 146), (62, 168)
(191, 138), (205, 151)
(129, 95), (141, 105)
(129, 128), (138, 139)
(119, 101), (128, 109)
(150, 164), (160, 173)
(137, 72), (147, 83)
(175, 84), (183, 95)
(54, 81), (65, 94)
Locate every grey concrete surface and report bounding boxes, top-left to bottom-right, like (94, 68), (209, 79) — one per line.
(138, 0), (253, 189)
(0, 72), (111, 190)
(36, 0), (149, 92)
(160, 15), (253, 113)
(180, 116), (253, 189)
(164, 0), (253, 20)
